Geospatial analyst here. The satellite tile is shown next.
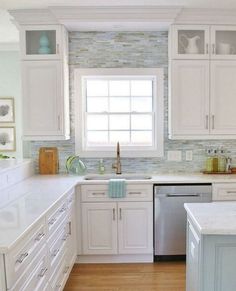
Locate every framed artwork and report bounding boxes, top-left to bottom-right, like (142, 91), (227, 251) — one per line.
(0, 127), (15, 151)
(0, 97), (15, 123)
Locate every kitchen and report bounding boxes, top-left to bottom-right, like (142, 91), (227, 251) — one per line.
(1, 0), (236, 290)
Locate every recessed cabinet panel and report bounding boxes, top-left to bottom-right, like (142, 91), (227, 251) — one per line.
(22, 61), (65, 138)
(210, 61), (236, 134)
(172, 25), (210, 59)
(118, 202), (153, 254)
(170, 60), (210, 136)
(82, 203), (117, 255)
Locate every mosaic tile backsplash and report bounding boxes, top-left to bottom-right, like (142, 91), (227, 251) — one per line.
(27, 31), (236, 174)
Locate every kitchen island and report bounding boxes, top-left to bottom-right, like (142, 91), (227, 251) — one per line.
(185, 202), (236, 291)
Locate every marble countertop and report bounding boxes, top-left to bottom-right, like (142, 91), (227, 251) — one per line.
(0, 175), (82, 252)
(2, 172), (236, 253)
(0, 159), (31, 173)
(185, 202), (236, 235)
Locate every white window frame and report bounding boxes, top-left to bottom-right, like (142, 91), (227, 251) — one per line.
(74, 68), (164, 158)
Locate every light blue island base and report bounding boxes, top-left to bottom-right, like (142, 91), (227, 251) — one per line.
(185, 202), (236, 291)
(187, 218), (236, 291)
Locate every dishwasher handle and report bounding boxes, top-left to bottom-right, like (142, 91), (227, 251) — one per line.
(156, 193), (201, 198)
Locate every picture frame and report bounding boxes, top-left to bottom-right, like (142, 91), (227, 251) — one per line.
(0, 127), (16, 151)
(0, 97), (15, 123)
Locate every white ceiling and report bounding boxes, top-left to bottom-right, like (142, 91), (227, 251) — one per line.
(1, 0), (236, 44)
(2, 0), (236, 9)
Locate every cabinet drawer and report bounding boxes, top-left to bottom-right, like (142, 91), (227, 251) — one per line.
(81, 184), (153, 202)
(5, 218), (46, 288)
(10, 244), (48, 291)
(47, 200), (67, 236)
(48, 222), (68, 272)
(213, 183), (236, 200)
(49, 252), (68, 291)
(67, 190), (75, 211)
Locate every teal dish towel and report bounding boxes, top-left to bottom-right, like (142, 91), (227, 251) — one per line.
(108, 179), (126, 198)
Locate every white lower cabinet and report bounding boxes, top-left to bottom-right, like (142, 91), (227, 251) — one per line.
(80, 184), (153, 261)
(82, 202), (117, 254)
(3, 189), (76, 291)
(118, 202), (153, 254)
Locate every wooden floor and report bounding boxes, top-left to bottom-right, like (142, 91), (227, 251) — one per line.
(64, 262), (186, 291)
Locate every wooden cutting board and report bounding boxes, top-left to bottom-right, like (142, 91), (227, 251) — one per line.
(39, 147), (59, 174)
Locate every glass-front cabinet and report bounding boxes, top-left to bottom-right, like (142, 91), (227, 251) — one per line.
(211, 26), (236, 59)
(20, 25), (64, 60)
(171, 25), (210, 59)
(171, 24), (236, 60)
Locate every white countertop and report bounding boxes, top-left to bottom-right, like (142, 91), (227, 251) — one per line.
(0, 159), (31, 173)
(185, 202), (236, 235)
(2, 172), (236, 253)
(0, 175), (82, 252)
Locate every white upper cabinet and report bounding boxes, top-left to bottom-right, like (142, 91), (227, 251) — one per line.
(20, 25), (67, 61)
(170, 60), (210, 136)
(171, 25), (236, 60)
(211, 26), (236, 60)
(171, 25), (210, 59)
(22, 61), (70, 140)
(210, 61), (236, 134)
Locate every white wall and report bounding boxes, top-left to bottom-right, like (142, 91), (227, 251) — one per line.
(0, 50), (22, 158)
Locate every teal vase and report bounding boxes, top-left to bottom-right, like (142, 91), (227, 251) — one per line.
(38, 32), (51, 54)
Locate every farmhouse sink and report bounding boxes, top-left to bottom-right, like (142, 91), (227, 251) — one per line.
(84, 174), (152, 180)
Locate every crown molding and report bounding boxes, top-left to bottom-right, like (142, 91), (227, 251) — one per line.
(175, 8), (236, 24)
(8, 9), (59, 25)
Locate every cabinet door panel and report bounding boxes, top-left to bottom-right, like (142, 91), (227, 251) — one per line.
(211, 61), (236, 134)
(170, 60), (210, 136)
(118, 202), (153, 254)
(22, 61), (63, 137)
(186, 222), (200, 291)
(82, 203), (117, 254)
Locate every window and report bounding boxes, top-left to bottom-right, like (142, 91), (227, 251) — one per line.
(75, 68), (164, 157)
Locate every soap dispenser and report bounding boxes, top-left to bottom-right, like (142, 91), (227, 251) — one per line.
(98, 159), (105, 174)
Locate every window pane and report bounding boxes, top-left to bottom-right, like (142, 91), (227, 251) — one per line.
(131, 97), (152, 112)
(110, 97), (130, 112)
(87, 97), (108, 112)
(131, 114), (152, 130)
(110, 131), (130, 143)
(87, 131), (108, 144)
(131, 80), (152, 96)
(109, 80), (130, 96)
(87, 115), (108, 130)
(86, 80), (108, 96)
(131, 131), (152, 145)
(110, 115), (130, 130)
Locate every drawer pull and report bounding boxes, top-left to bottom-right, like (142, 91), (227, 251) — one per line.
(35, 233), (45, 241)
(68, 221), (72, 235)
(62, 234), (69, 241)
(38, 267), (48, 277)
(49, 218), (56, 225)
(60, 206), (67, 213)
(92, 192), (106, 195)
(52, 248), (60, 257)
(128, 191), (142, 195)
(64, 266), (70, 274)
(227, 191), (236, 194)
(119, 208), (122, 220)
(16, 252), (29, 264)
(113, 208), (116, 221)
(56, 284), (62, 289)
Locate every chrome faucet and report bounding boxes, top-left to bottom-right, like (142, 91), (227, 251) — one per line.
(112, 142), (122, 174)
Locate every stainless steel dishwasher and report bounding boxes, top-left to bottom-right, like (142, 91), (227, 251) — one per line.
(154, 184), (212, 260)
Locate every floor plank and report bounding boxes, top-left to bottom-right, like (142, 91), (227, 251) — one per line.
(64, 262), (186, 291)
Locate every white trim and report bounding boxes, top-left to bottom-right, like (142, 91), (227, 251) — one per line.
(0, 42), (19, 51)
(77, 254), (153, 263)
(74, 68), (164, 158)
